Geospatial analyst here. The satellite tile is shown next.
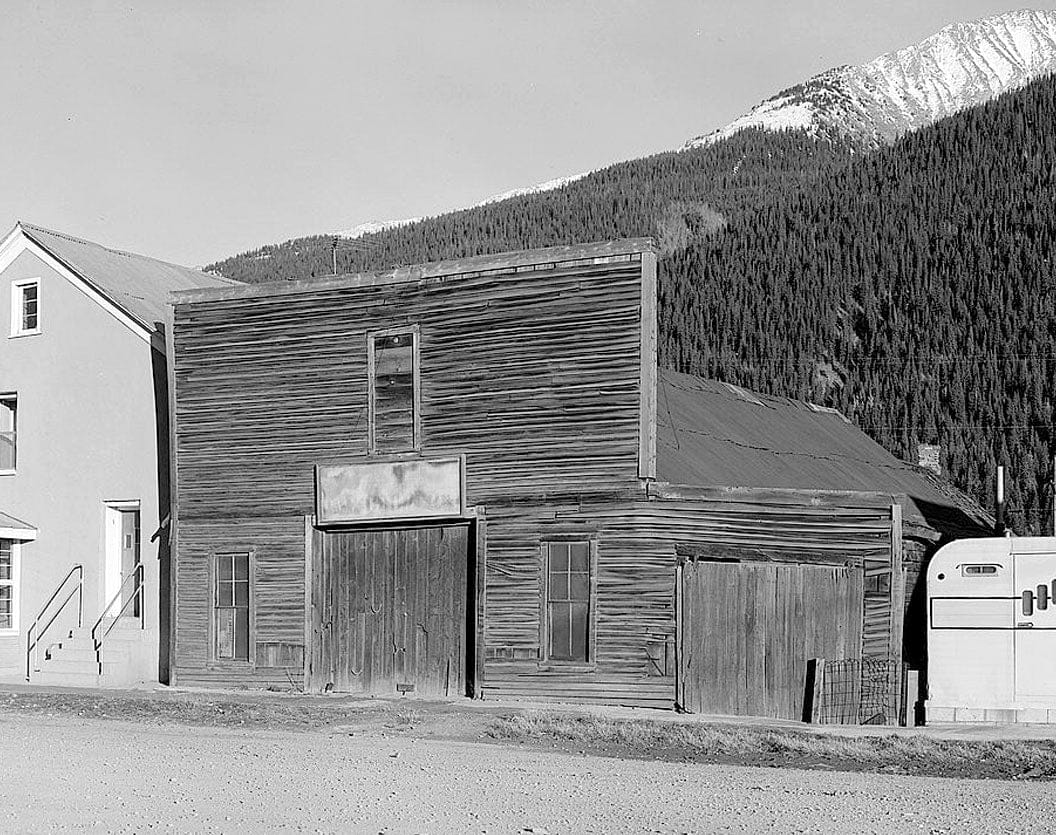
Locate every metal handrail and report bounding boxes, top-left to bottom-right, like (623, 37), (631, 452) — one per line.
(92, 563), (145, 650)
(26, 564), (84, 680)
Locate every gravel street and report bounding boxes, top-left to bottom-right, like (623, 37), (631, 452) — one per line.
(0, 712), (1054, 833)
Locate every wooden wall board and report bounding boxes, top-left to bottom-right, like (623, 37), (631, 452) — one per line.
(305, 523), (469, 697)
(171, 489), (912, 706)
(172, 259), (649, 523)
(679, 560), (865, 719)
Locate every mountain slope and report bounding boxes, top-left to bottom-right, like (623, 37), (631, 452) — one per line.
(667, 73), (1056, 534)
(336, 172), (590, 240)
(207, 130), (854, 283)
(687, 9), (1056, 148)
(210, 74), (1056, 534)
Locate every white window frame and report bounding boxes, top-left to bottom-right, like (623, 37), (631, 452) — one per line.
(10, 278), (41, 337)
(0, 393), (15, 475)
(0, 540), (20, 635)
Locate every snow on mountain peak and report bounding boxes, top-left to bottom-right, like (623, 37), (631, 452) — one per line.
(685, 9), (1056, 149)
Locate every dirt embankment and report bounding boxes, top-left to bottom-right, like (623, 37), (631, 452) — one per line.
(2, 687), (1056, 782)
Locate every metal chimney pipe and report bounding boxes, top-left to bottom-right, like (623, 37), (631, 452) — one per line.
(996, 464), (1006, 537)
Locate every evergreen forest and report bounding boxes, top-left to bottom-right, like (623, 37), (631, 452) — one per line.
(208, 74), (1056, 535)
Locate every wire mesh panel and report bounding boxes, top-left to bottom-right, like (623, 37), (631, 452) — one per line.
(814, 658), (903, 725)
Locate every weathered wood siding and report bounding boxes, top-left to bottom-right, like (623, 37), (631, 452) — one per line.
(170, 238), (919, 706)
(170, 243), (652, 687)
(172, 516), (305, 688)
(479, 493), (896, 709)
(679, 560), (864, 719)
(307, 524), (469, 697)
(173, 254), (649, 520)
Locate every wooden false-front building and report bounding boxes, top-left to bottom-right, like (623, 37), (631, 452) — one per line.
(168, 240), (988, 717)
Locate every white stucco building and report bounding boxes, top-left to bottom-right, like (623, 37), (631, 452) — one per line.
(0, 222), (232, 685)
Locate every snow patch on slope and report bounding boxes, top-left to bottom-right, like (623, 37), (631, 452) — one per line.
(335, 172), (590, 240)
(685, 9), (1056, 148)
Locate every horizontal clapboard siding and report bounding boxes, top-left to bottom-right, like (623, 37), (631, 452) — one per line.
(480, 494), (894, 709)
(172, 257), (647, 521)
(173, 516), (305, 688)
(170, 246), (652, 689)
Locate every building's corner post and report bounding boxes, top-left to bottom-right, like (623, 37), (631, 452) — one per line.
(303, 514), (314, 694)
(163, 302), (180, 686)
(638, 249), (658, 483)
(473, 505), (487, 699)
(674, 556), (684, 712)
(890, 502), (905, 722)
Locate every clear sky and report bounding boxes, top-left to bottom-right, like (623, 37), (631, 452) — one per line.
(2, 1), (1052, 266)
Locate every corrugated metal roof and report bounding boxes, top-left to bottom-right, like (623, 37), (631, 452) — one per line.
(657, 369), (989, 531)
(20, 223), (236, 333)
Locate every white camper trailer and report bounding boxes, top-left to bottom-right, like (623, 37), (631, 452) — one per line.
(928, 536), (1056, 723)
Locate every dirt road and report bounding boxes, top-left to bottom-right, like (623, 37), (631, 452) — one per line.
(0, 712), (1053, 833)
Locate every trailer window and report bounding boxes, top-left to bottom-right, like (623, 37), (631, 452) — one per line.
(962, 565), (999, 576)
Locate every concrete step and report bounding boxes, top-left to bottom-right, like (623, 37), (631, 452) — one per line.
(100, 627), (148, 643)
(67, 627), (92, 641)
(97, 617), (142, 633)
(55, 637), (96, 653)
(45, 647), (97, 664)
(37, 656), (100, 675)
(98, 646), (131, 665)
(32, 671), (100, 688)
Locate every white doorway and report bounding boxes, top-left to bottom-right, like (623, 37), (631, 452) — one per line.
(104, 501), (140, 618)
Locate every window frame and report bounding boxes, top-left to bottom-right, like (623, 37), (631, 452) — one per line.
(208, 550), (255, 666)
(538, 538), (598, 671)
(10, 279), (41, 337)
(0, 393), (16, 475)
(0, 539), (20, 636)
(366, 324), (421, 455)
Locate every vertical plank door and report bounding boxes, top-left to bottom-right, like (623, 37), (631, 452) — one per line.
(309, 524), (469, 697)
(679, 560), (864, 719)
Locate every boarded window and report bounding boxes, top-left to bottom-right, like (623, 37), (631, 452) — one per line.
(0, 396), (14, 471)
(214, 552), (250, 661)
(545, 542), (592, 663)
(368, 328), (419, 453)
(0, 541), (14, 631)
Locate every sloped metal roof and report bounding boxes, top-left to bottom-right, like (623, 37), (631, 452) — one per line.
(21, 223), (236, 333)
(656, 369), (990, 532)
(0, 511), (36, 540)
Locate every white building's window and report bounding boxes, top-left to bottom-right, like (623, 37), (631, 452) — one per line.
(0, 395), (15, 473)
(0, 540), (18, 632)
(11, 279), (40, 336)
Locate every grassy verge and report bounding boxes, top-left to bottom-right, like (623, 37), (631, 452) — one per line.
(0, 690), (378, 730)
(489, 711), (1056, 780)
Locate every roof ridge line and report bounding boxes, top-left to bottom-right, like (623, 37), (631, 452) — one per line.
(21, 222), (203, 273)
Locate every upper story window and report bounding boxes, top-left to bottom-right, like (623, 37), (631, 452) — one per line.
(367, 326), (420, 454)
(10, 279), (40, 337)
(0, 395), (15, 473)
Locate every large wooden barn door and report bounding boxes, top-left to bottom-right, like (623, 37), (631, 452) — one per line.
(308, 524), (470, 697)
(678, 560), (864, 719)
